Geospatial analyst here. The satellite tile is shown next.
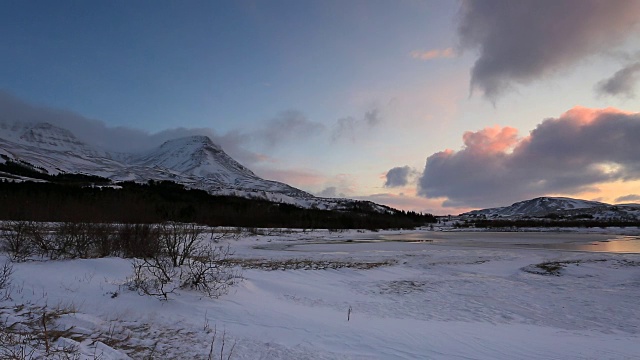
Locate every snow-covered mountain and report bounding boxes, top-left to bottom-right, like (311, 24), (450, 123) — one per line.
(0, 121), (388, 211)
(462, 196), (640, 220)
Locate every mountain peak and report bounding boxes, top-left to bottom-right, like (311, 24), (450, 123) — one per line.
(14, 121), (99, 154)
(159, 135), (221, 151)
(133, 135), (254, 180)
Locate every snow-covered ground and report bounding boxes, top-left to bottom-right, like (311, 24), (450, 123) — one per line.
(2, 228), (640, 359)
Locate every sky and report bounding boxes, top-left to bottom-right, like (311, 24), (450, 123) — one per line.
(1, 0), (640, 215)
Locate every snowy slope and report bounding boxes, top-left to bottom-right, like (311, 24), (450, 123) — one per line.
(0, 121), (120, 176)
(0, 121), (389, 211)
(133, 136), (253, 179)
(463, 196), (639, 219)
(129, 135), (311, 198)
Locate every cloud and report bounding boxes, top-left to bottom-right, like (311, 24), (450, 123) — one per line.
(457, 0), (640, 100)
(384, 166), (414, 188)
(251, 110), (325, 148)
(332, 117), (357, 142)
(363, 109), (382, 127)
(461, 125), (519, 153)
(0, 90), (264, 165)
(418, 107), (640, 208)
(596, 62), (640, 98)
(313, 174), (357, 198)
(317, 186), (342, 198)
(410, 48), (455, 61)
(0, 90), (332, 168)
(615, 194), (640, 203)
(332, 108), (383, 142)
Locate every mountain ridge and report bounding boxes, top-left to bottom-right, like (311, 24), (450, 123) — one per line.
(462, 196), (640, 220)
(0, 121), (388, 212)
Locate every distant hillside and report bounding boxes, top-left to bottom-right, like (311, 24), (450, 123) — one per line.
(0, 120), (388, 212)
(462, 196), (640, 220)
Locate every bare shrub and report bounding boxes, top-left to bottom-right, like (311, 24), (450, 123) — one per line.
(130, 256), (180, 300)
(88, 223), (117, 258)
(0, 221), (39, 261)
(0, 330), (38, 360)
(30, 224), (55, 259)
(9, 222), (118, 260)
(210, 227), (240, 243)
(0, 261), (13, 300)
(49, 222), (95, 259)
(129, 238), (241, 300)
(159, 223), (203, 267)
(181, 244), (241, 298)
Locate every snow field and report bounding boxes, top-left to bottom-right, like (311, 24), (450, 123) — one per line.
(1, 229), (639, 359)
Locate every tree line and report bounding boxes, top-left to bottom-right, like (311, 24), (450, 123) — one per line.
(0, 179), (436, 229)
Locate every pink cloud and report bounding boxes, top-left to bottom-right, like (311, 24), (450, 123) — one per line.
(559, 106), (632, 125)
(419, 106), (640, 208)
(462, 125), (519, 154)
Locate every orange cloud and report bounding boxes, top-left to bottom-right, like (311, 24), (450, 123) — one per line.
(573, 180), (640, 205)
(410, 48), (455, 61)
(418, 106), (640, 208)
(560, 106), (633, 125)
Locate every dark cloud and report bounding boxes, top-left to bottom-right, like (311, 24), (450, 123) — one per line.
(332, 117), (357, 142)
(253, 110), (325, 148)
(418, 107), (640, 208)
(457, 0), (640, 100)
(0, 91), (332, 167)
(0, 90), (263, 165)
(615, 194), (640, 204)
(364, 109), (382, 127)
(384, 166), (414, 188)
(596, 62), (640, 98)
(332, 108), (383, 142)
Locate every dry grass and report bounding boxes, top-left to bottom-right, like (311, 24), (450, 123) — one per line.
(522, 258), (608, 276)
(223, 258), (394, 271)
(0, 304), (237, 359)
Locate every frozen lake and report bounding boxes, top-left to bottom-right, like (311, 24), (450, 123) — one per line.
(270, 231), (640, 254)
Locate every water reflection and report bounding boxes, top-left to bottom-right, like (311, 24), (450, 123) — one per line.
(540, 238), (640, 253)
(379, 233), (640, 254)
(275, 233), (640, 254)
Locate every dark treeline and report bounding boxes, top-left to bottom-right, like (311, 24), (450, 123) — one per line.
(0, 180), (436, 229)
